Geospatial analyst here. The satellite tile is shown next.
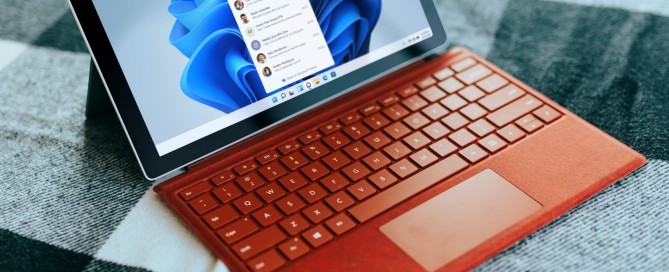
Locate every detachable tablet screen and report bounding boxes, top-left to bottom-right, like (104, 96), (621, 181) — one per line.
(79, 0), (446, 178)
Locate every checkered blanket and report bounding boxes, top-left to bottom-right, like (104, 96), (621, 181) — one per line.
(1, 0), (668, 271)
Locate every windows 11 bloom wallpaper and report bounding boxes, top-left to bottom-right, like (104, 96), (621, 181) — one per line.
(168, 0), (381, 113)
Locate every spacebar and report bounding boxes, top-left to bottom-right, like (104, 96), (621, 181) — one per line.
(349, 155), (469, 223)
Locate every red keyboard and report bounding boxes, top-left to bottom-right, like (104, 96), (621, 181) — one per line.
(178, 57), (562, 271)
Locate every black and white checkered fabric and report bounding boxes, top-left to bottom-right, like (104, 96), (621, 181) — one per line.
(1, 0), (668, 271)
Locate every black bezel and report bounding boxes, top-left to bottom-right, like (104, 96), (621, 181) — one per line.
(69, 0), (447, 179)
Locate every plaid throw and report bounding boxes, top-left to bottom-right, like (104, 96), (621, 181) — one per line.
(1, 0), (668, 271)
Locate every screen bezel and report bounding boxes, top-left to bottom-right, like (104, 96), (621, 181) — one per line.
(69, 0), (447, 180)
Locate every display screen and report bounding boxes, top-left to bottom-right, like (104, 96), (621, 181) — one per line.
(93, 0), (432, 156)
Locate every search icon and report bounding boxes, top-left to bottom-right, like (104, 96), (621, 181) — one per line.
(281, 93), (287, 99)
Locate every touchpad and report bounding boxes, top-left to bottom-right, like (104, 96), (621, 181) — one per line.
(380, 169), (541, 271)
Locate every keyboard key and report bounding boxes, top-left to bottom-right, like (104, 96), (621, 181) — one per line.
(440, 94), (468, 111)
(477, 74), (509, 93)
(322, 151), (351, 171)
(232, 225), (286, 260)
(364, 131), (392, 150)
(189, 193), (218, 214)
(456, 64), (492, 85)
(343, 141), (372, 160)
(423, 122), (450, 140)
(422, 103), (449, 120)
(410, 149), (439, 168)
(368, 169), (398, 189)
(319, 121), (343, 135)
(323, 131), (351, 150)
(320, 172), (350, 192)
(211, 171), (236, 186)
(479, 134), (507, 153)
(255, 150), (280, 165)
(389, 159), (418, 178)
(433, 67), (455, 81)
(521, 120), (544, 133)
(403, 131), (431, 150)
(479, 84), (525, 111)
(359, 103), (382, 116)
(278, 172), (309, 192)
(467, 119), (496, 137)
(341, 162), (371, 181)
(279, 214), (310, 236)
(247, 249), (285, 272)
(203, 205), (239, 229)
(236, 172), (266, 192)
(303, 202), (333, 224)
(325, 191), (356, 212)
(442, 112), (469, 130)
(349, 155), (469, 223)
(348, 180), (378, 201)
(516, 114), (536, 127)
(252, 205), (283, 227)
(302, 225), (334, 248)
(382, 104), (411, 121)
(302, 141), (330, 160)
(343, 122), (371, 140)
(275, 194), (306, 215)
(257, 161), (288, 181)
(379, 95), (400, 107)
(487, 94), (543, 127)
(362, 151), (392, 171)
(339, 112), (362, 126)
(278, 237), (310, 261)
(298, 183), (328, 203)
(458, 85), (485, 102)
(401, 95), (429, 111)
(383, 122), (412, 140)
(460, 103), (488, 121)
(397, 85), (419, 98)
(298, 130), (323, 145)
(180, 181), (213, 200)
(233, 194), (263, 214)
(403, 112), (431, 130)
(460, 144), (488, 163)
(280, 152), (309, 171)
(449, 128), (477, 147)
(213, 183), (243, 203)
(383, 141), (412, 160)
(438, 77), (465, 94)
(451, 57), (476, 72)
(363, 113), (391, 131)
(497, 124), (525, 143)
(325, 213), (357, 236)
(533, 105), (560, 123)
(234, 160), (259, 175)
(277, 141), (302, 155)
(420, 86), (446, 102)
(301, 161), (330, 181)
(256, 182), (286, 203)
(416, 76), (438, 89)
(429, 138), (458, 157)
(217, 217), (259, 245)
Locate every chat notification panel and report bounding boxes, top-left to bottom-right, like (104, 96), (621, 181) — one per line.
(229, 0), (335, 93)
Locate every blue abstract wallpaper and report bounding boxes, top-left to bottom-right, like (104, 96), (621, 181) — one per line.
(168, 0), (381, 113)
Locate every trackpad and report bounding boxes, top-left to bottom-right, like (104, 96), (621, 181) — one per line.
(380, 169), (541, 271)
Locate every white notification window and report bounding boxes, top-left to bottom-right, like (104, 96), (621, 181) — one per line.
(229, 0), (334, 93)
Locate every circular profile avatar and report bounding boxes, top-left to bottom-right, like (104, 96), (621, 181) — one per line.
(256, 53), (267, 64)
(262, 67), (272, 77)
(234, 0), (244, 11)
(240, 14), (249, 24)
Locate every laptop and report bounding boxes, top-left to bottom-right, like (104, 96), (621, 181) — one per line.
(69, 0), (645, 271)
